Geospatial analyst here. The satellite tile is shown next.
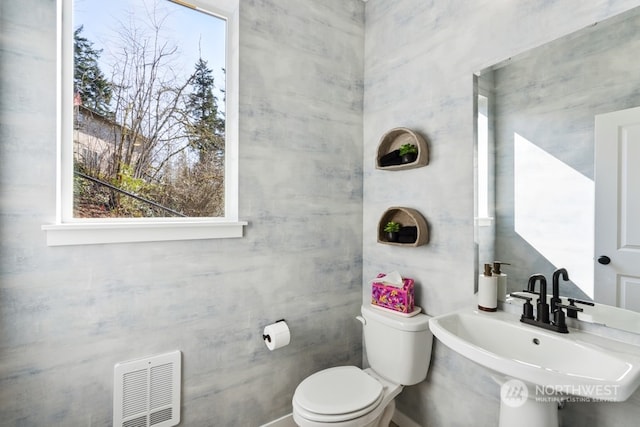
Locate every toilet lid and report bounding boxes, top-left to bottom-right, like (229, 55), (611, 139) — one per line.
(293, 366), (383, 417)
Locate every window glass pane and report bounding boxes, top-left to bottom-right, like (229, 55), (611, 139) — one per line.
(72, 0), (226, 218)
(477, 94), (489, 218)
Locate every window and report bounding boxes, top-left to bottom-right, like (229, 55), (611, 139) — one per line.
(475, 85), (494, 227)
(477, 94), (490, 220)
(43, 0), (244, 246)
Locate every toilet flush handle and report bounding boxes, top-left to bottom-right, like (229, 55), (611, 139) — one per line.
(356, 315), (366, 325)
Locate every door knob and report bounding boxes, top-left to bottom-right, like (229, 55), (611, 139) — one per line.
(597, 255), (611, 265)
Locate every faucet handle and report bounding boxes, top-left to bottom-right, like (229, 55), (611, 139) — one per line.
(565, 298), (594, 318)
(556, 303), (584, 313)
(568, 298), (595, 307)
(556, 303), (583, 320)
(510, 293), (534, 320)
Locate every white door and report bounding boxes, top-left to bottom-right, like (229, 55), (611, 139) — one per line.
(594, 106), (640, 311)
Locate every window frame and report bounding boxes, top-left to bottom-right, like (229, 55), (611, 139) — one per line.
(43, 0), (245, 246)
(474, 74), (495, 228)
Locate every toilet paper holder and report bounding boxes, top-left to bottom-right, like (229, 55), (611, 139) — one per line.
(262, 319), (286, 342)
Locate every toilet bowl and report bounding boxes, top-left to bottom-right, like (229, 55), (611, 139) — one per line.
(292, 366), (401, 427)
(292, 305), (433, 427)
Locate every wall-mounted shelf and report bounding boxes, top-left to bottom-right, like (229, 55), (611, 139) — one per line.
(376, 127), (429, 171)
(378, 207), (429, 247)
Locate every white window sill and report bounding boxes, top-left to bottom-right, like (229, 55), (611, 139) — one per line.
(42, 220), (248, 246)
(475, 216), (495, 227)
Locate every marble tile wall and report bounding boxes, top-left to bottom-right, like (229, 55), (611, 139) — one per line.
(0, 0), (364, 425)
(4, 0), (640, 426)
(363, 0), (640, 425)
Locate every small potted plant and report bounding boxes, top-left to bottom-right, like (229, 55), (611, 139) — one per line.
(383, 221), (401, 242)
(399, 143), (418, 164)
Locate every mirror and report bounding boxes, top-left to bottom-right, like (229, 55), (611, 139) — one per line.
(474, 6), (640, 332)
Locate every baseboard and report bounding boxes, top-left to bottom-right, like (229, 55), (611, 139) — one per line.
(259, 413), (296, 427)
(261, 410), (421, 427)
(392, 409), (422, 427)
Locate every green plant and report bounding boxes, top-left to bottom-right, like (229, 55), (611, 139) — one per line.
(399, 143), (418, 156)
(383, 221), (401, 233)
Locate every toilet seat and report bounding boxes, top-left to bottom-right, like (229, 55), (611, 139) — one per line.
(293, 366), (384, 423)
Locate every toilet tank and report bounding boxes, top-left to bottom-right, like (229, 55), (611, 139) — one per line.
(360, 305), (433, 385)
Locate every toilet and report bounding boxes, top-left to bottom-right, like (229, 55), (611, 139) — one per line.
(292, 305), (433, 427)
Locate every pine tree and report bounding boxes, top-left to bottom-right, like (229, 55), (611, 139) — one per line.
(74, 26), (112, 115)
(186, 58), (225, 162)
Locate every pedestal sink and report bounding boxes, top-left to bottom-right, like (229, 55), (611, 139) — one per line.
(429, 308), (640, 427)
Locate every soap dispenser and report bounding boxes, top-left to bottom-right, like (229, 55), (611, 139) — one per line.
(478, 263), (498, 312)
(492, 261), (511, 302)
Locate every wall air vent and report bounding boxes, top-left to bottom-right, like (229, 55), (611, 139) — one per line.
(113, 350), (181, 427)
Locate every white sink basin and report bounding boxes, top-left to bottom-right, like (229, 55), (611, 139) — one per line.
(429, 308), (640, 401)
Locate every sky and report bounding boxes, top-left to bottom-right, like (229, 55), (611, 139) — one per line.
(73, 0), (227, 102)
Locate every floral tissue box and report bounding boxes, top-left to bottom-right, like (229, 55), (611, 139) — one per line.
(371, 273), (415, 313)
